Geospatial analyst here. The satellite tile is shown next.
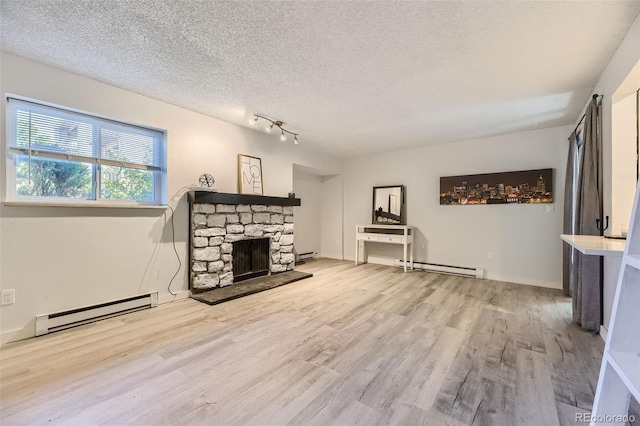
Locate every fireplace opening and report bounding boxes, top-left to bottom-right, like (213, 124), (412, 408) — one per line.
(233, 238), (270, 282)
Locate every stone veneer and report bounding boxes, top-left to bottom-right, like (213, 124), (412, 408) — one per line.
(191, 203), (295, 290)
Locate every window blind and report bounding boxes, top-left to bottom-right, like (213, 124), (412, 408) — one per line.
(7, 98), (163, 172)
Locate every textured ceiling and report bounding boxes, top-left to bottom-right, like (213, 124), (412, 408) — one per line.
(1, 1), (639, 158)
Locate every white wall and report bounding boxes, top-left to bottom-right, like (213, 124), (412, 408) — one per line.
(293, 171), (322, 256)
(604, 90), (636, 331)
(320, 174), (344, 259)
(612, 92), (638, 237)
(595, 12), (639, 230)
(0, 53), (342, 342)
(292, 166), (344, 260)
(590, 12), (640, 333)
(343, 126), (570, 288)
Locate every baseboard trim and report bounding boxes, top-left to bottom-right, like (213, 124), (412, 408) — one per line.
(1, 326), (34, 345)
(366, 255), (396, 266)
(599, 324), (608, 343)
(158, 290), (190, 305)
(485, 273), (561, 290)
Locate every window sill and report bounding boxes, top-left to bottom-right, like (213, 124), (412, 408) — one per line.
(3, 200), (168, 209)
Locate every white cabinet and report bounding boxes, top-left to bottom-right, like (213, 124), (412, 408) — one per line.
(590, 182), (640, 425)
(355, 224), (414, 272)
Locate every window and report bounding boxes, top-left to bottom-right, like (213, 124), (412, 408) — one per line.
(6, 97), (166, 205)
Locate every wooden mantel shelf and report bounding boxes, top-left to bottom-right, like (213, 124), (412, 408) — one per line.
(188, 191), (301, 206)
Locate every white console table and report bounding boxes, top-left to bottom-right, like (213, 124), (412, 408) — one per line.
(355, 224), (414, 272)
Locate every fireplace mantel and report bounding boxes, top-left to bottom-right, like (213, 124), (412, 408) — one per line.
(188, 191), (301, 206)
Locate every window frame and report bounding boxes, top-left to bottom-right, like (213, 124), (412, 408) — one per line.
(5, 95), (167, 207)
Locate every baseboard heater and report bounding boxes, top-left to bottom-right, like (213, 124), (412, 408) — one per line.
(35, 292), (158, 336)
(394, 259), (484, 279)
(298, 251), (315, 261)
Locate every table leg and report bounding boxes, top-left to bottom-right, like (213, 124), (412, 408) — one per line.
(410, 243), (414, 270)
(403, 242), (408, 273)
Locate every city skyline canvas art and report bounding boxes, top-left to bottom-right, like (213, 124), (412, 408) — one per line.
(440, 168), (553, 205)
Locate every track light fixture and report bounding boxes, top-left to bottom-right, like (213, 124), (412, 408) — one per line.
(250, 114), (299, 144)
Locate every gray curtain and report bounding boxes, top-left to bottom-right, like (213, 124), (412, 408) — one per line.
(571, 97), (602, 331)
(562, 130), (578, 296)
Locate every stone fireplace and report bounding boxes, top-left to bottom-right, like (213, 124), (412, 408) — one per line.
(188, 191), (300, 292)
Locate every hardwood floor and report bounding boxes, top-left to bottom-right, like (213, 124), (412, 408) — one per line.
(0, 259), (613, 425)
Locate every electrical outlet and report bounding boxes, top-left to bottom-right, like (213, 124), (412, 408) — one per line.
(1, 289), (15, 305)
(488, 252), (495, 261)
(547, 205), (555, 213)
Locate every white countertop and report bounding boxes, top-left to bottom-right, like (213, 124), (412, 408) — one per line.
(561, 234), (626, 256)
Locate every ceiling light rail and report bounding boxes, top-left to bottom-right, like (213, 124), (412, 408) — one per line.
(250, 114), (299, 144)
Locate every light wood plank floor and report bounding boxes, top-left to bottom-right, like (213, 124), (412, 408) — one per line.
(0, 259), (618, 425)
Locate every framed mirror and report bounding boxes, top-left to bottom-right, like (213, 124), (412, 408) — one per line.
(372, 185), (405, 225)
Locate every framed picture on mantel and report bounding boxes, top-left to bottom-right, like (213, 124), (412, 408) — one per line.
(238, 154), (263, 195)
